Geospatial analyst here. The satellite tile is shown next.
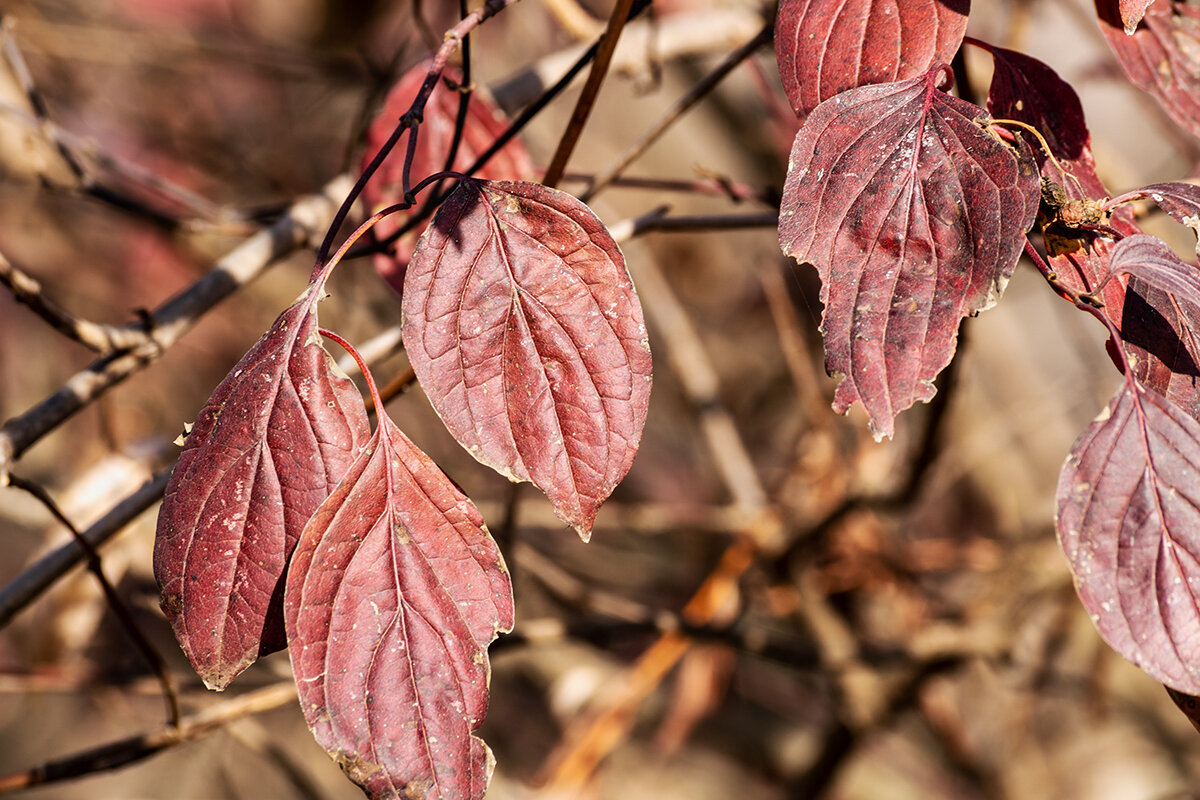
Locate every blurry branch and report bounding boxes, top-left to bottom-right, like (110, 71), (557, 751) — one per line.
(0, 18), (237, 228)
(0, 250), (152, 354)
(542, 0), (640, 188)
(490, 7), (766, 112)
(579, 20), (774, 203)
(5, 474), (180, 726)
(0, 467), (171, 628)
(0, 173), (353, 484)
(0, 682), (298, 794)
(541, 0), (605, 40)
(538, 213), (785, 791)
(562, 171), (779, 205)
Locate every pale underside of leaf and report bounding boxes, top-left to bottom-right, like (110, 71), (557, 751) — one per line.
(778, 72), (1038, 439)
(154, 288), (369, 689)
(402, 179), (652, 538)
(286, 415), (512, 800)
(1057, 380), (1200, 693)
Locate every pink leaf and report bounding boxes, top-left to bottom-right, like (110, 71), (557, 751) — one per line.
(1113, 182), (1200, 255)
(402, 179), (652, 539)
(778, 67), (1040, 439)
(1057, 378), (1200, 693)
(774, 0), (969, 121)
(1097, 0), (1200, 139)
(362, 61), (535, 293)
(285, 411), (513, 800)
(153, 287), (370, 689)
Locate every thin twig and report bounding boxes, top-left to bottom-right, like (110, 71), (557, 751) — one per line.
(542, 0), (639, 188)
(0, 682), (298, 794)
(0, 466), (171, 627)
(5, 474), (180, 726)
(0, 174), (353, 484)
(579, 20), (774, 203)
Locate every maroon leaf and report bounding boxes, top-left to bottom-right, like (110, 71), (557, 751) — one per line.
(1057, 378), (1200, 693)
(402, 179), (652, 539)
(1098, 0), (1200, 139)
(981, 44), (1200, 419)
(778, 67), (1040, 439)
(774, 0), (970, 121)
(154, 286), (370, 689)
(1121, 0), (1157, 32)
(1112, 182), (1200, 255)
(363, 61), (535, 293)
(285, 410), (513, 800)
(1107, 234), (1200, 311)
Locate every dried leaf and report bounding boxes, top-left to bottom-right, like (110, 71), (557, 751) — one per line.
(154, 287), (370, 689)
(402, 179), (652, 539)
(362, 61), (534, 293)
(285, 411), (513, 800)
(1057, 378), (1200, 693)
(1097, 0), (1200, 139)
(774, 0), (969, 121)
(778, 67), (1040, 439)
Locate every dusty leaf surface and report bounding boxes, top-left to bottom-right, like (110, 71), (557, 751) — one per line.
(153, 287), (370, 689)
(402, 178), (652, 538)
(774, 0), (969, 121)
(1057, 379), (1200, 693)
(285, 412), (513, 800)
(778, 67), (1039, 439)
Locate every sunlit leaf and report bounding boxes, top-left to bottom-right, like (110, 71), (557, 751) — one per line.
(154, 286), (370, 689)
(1097, 0), (1200, 139)
(285, 411), (513, 800)
(402, 178), (652, 539)
(1057, 378), (1200, 693)
(774, 0), (969, 121)
(1121, 0), (1157, 33)
(778, 67), (1039, 439)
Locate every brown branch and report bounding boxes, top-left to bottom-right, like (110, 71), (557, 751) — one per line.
(579, 19), (774, 203)
(0, 466), (171, 627)
(541, 0), (637, 188)
(0, 173), (353, 485)
(0, 682), (298, 794)
(5, 474), (180, 726)
(0, 250), (152, 354)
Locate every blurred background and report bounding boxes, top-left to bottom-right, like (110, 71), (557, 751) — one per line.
(2, 0), (1200, 798)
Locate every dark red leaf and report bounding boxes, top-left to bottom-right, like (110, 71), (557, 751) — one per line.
(1057, 378), (1200, 693)
(1107, 233), (1200, 311)
(1113, 182), (1200, 255)
(154, 287), (370, 689)
(1121, 0), (1157, 32)
(1097, 0), (1200, 139)
(363, 61), (535, 293)
(778, 68), (1040, 439)
(981, 44), (1200, 418)
(285, 411), (513, 800)
(774, 0), (970, 121)
(402, 179), (652, 539)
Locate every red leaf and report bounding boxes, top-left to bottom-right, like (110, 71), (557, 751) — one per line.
(154, 287), (370, 689)
(362, 61), (534, 293)
(778, 68), (1040, 439)
(1113, 182), (1200, 255)
(1097, 0), (1200, 139)
(1107, 233), (1200, 311)
(402, 179), (652, 539)
(981, 45), (1200, 418)
(774, 0), (970, 121)
(1057, 378), (1200, 693)
(284, 412), (513, 800)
